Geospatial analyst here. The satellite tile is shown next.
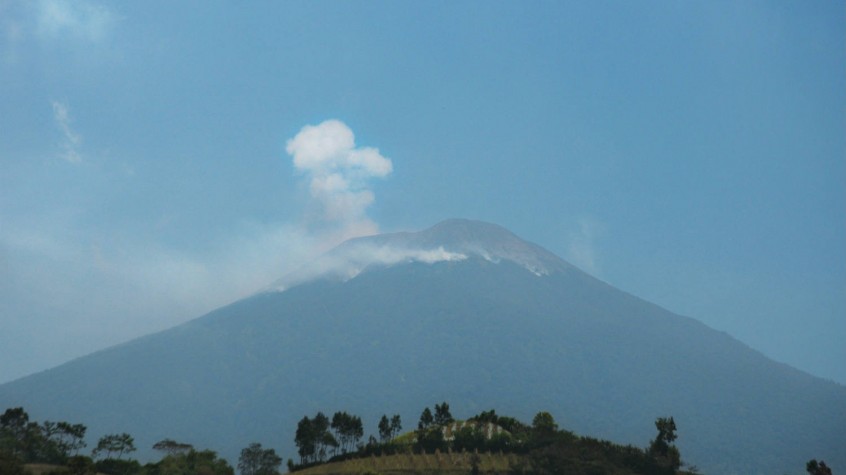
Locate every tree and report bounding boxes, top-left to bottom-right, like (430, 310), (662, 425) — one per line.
(418, 407), (433, 430)
(807, 459), (833, 475)
(312, 412), (332, 461)
(238, 443), (282, 475)
(379, 414), (402, 444)
(0, 408), (29, 457)
(295, 416), (315, 464)
(50, 422), (87, 458)
(152, 438), (193, 457)
(378, 415), (391, 443)
(390, 414), (402, 439)
(434, 402), (453, 426)
(453, 425), (486, 452)
(649, 417), (680, 472)
(331, 412), (362, 454)
(92, 433), (136, 461)
(295, 413), (335, 464)
(531, 412), (558, 436)
(351, 415), (364, 450)
(146, 447), (233, 475)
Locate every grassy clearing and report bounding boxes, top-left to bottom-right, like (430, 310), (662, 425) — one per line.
(297, 450), (519, 475)
(23, 464), (107, 475)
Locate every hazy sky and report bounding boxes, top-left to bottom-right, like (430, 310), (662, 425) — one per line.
(1, 1), (843, 385)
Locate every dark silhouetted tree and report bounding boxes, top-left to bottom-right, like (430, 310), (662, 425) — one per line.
(295, 413), (336, 464)
(0, 408), (29, 457)
(92, 433), (135, 461)
(378, 415), (391, 443)
(148, 448), (232, 475)
(153, 438), (193, 457)
(380, 414), (402, 444)
(434, 402), (453, 426)
(418, 407), (433, 430)
(390, 414), (402, 439)
(295, 416), (315, 464)
(54, 422), (87, 457)
(531, 412), (558, 437)
(649, 417), (680, 472)
(238, 442), (282, 475)
(313, 412), (332, 461)
(331, 412), (362, 454)
(807, 459), (833, 475)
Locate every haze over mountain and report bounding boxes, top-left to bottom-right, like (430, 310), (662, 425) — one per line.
(1, 219), (843, 475)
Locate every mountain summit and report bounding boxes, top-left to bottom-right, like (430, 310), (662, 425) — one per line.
(1, 219), (843, 475)
(273, 219), (569, 289)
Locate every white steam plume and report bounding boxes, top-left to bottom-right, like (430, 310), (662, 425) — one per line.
(52, 101), (82, 163)
(286, 120), (392, 241)
(272, 244), (467, 291)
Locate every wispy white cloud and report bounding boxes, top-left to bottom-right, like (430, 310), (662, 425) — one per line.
(0, 1), (25, 63)
(566, 218), (604, 276)
(51, 100), (82, 163)
(286, 119), (392, 241)
(36, 0), (115, 42)
(0, 0), (116, 63)
(273, 243), (466, 291)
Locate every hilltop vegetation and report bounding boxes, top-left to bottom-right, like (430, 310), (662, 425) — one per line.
(2, 402), (838, 475)
(3, 403), (696, 475)
(289, 404), (687, 475)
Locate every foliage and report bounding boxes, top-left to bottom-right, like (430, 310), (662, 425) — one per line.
(93, 433), (136, 461)
(417, 407), (433, 430)
(0, 407), (88, 465)
(152, 438), (193, 456)
(807, 459), (833, 475)
(330, 412), (363, 455)
(389, 415), (402, 440)
(0, 447), (26, 475)
(0, 407), (30, 458)
(433, 402), (453, 426)
(415, 426), (446, 453)
(1, 403), (689, 475)
(52, 422), (88, 457)
(377, 414), (402, 444)
(452, 424), (486, 452)
(295, 413), (336, 464)
(238, 443), (281, 475)
(532, 412), (559, 437)
(94, 457), (142, 475)
(648, 417), (680, 472)
(141, 447), (233, 475)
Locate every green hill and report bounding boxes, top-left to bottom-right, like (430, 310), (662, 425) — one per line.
(295, 451), (514, 475)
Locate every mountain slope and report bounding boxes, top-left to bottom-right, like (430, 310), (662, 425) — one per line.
(1, 219), (843, 474)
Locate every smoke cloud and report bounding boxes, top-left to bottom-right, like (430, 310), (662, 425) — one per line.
(52, 101), (82, 163)
(272, 244), (467, 291)
(286, 120), (392, 240)
(566, 218), (603, 276)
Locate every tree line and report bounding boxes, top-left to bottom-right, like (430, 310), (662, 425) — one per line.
(288, 402), (689, 475)
(0, 407), (241, 475)
(3, 405), (836, 475)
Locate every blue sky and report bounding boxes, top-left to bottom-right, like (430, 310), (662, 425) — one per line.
(1, 0), (843, 385)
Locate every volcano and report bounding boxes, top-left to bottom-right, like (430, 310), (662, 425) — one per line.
(1, 219), (843, 474)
